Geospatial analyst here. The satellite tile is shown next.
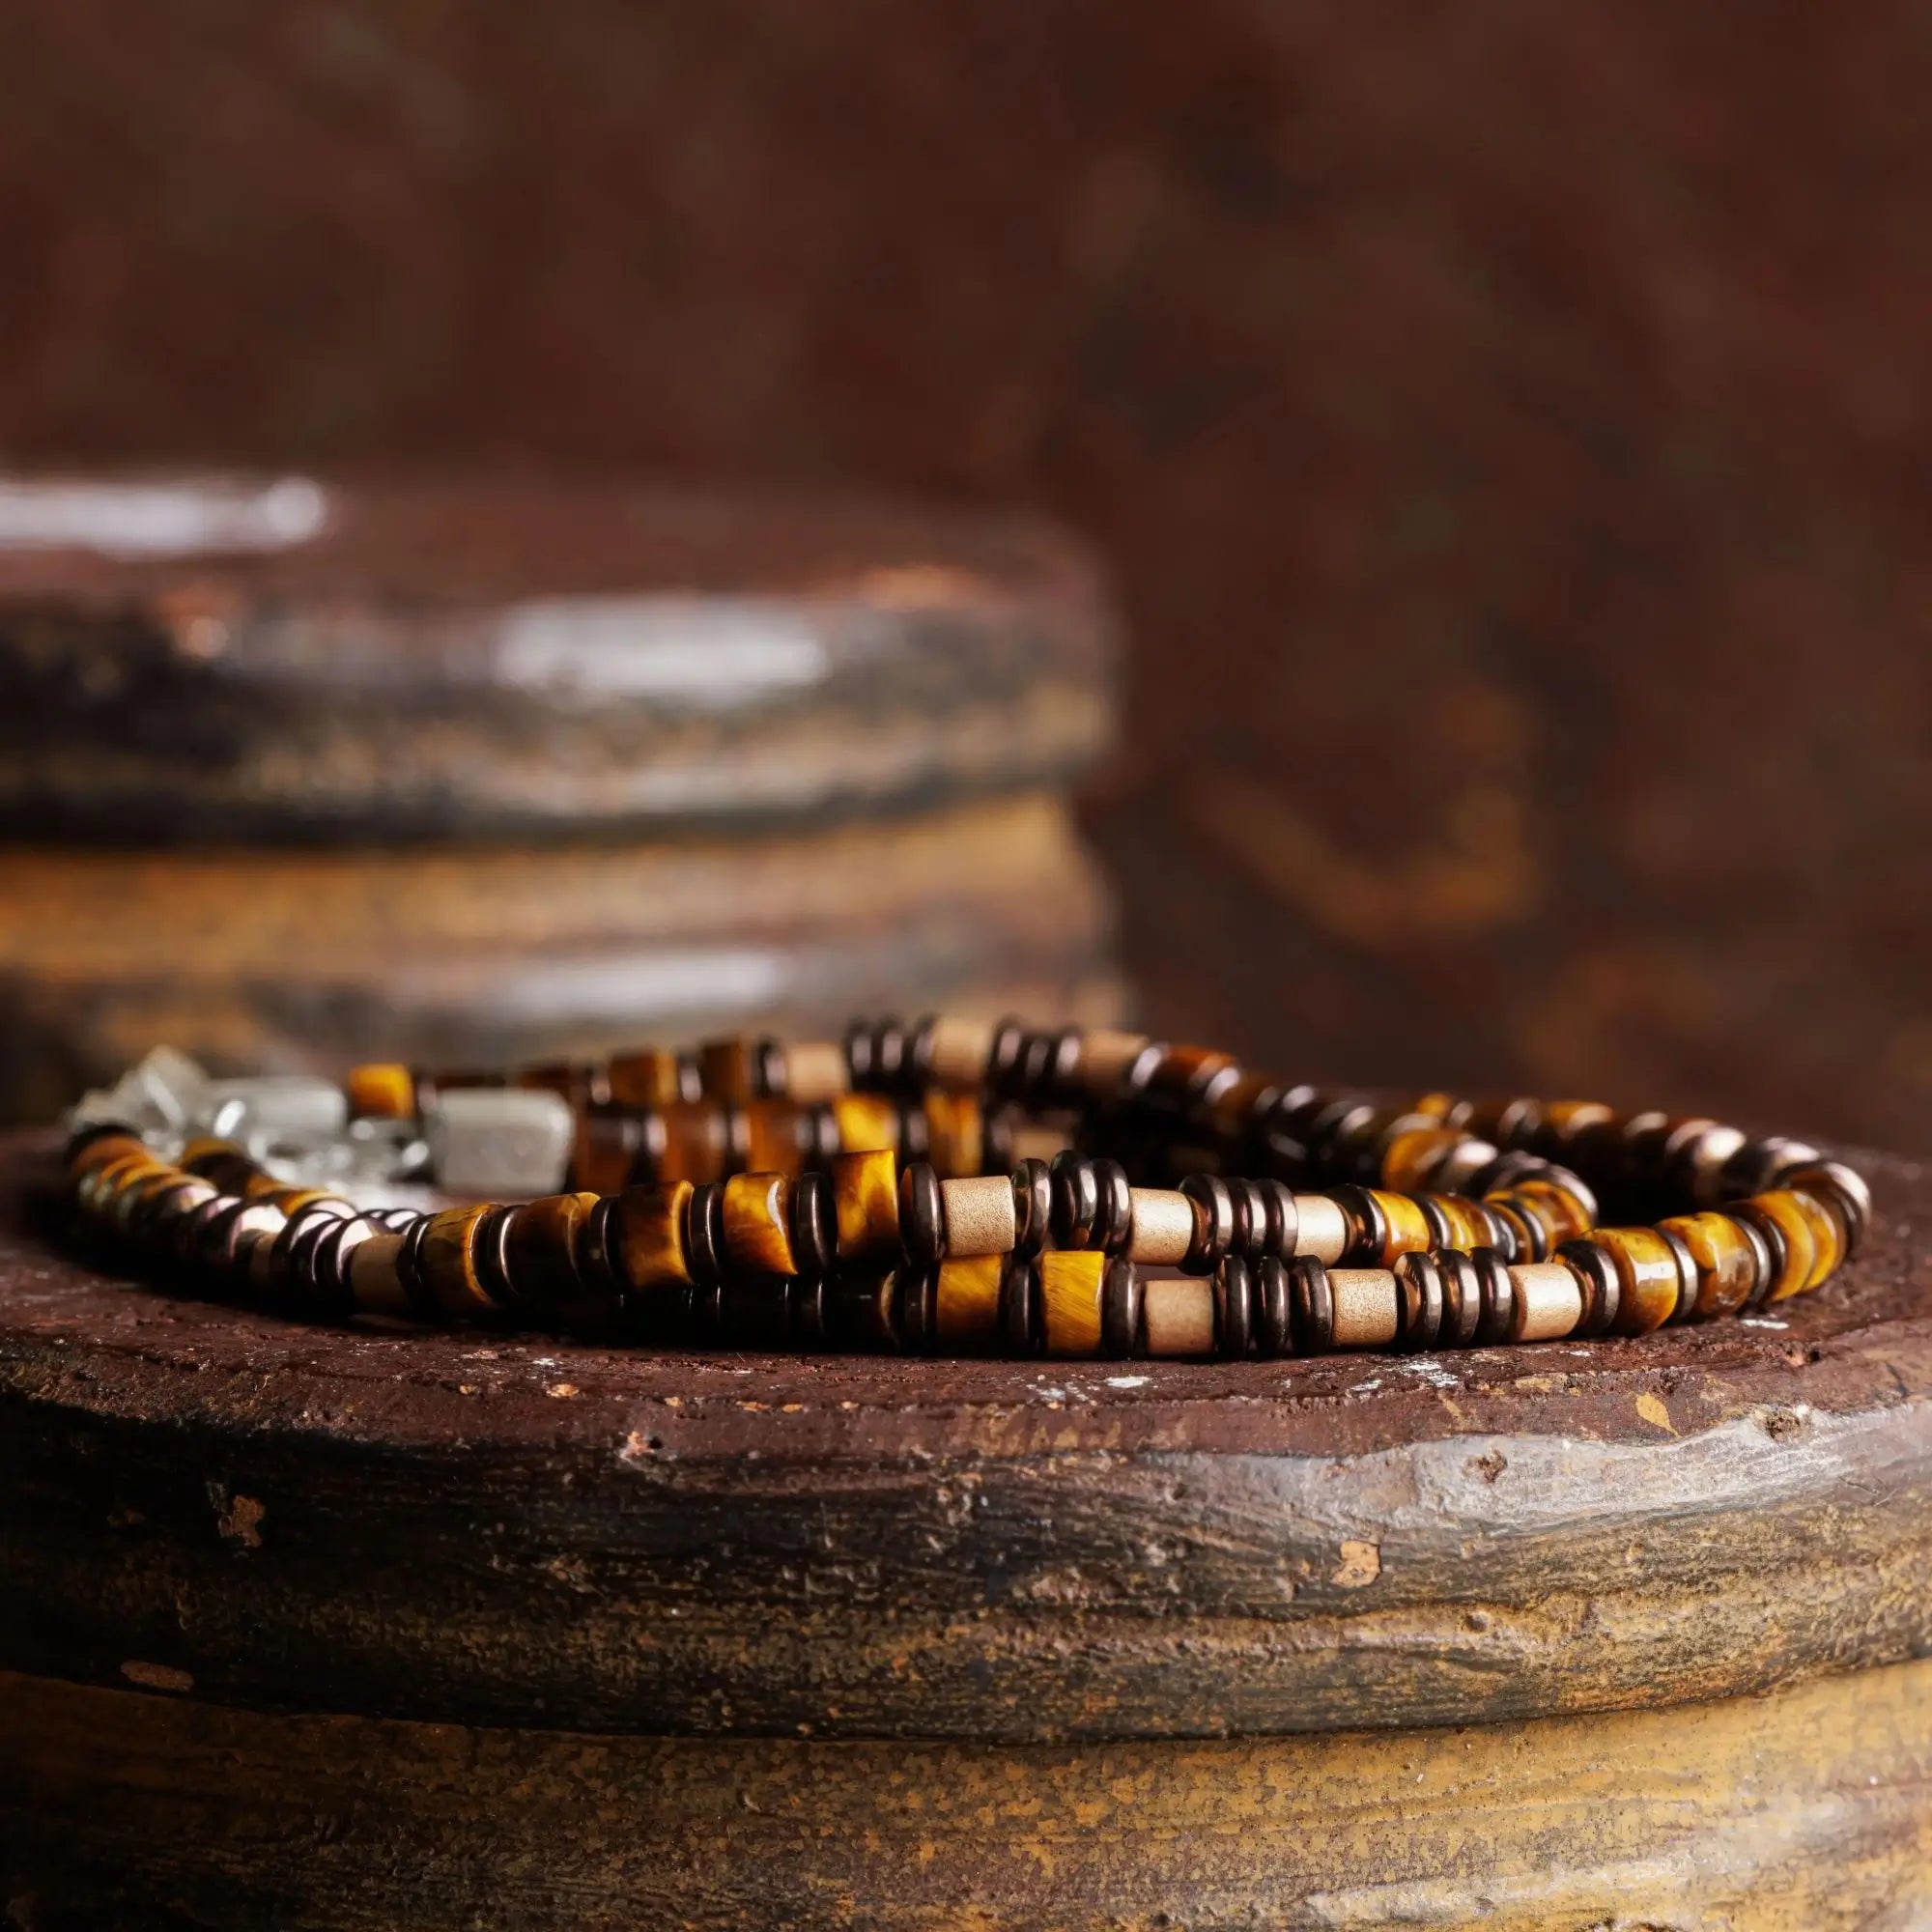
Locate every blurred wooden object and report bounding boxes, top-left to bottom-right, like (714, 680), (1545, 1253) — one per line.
(0, 474), (1122, 1121)
(2, 1128), (1929, 1925)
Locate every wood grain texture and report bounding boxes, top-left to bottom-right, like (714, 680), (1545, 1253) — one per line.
(0, 477), (1114, 840)
(2, 1131), (1929, 1747)
(0, 792), (1122, 1126)
(4, 1659), (1930, 1930)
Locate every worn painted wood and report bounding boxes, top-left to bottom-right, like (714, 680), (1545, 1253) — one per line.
(5, 1660), (1930, 1928)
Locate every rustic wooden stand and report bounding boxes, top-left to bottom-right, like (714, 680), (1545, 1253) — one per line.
(3, 1129), (1929, 1928)
(0, 476), (1120, 1124)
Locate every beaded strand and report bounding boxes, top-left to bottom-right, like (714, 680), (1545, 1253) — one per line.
(64, 1017), (1872, 1360)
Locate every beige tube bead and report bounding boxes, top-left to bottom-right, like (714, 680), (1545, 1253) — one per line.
(1143, 1274), (1216, 1355)
(928, 1013), (996, 1090)
(1293, 1194), (1350, 1264)
(783, 1039), (849, 1105)
(1079, 1029), (1151, 1098)
(940, 1175), (1017, 1259)
(1508, 1262), (1584, 1342)
(1328, 1268), (1400, 1348)
(1126, 1188), (1196, 1265)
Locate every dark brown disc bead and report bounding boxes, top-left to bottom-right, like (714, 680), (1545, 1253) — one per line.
(820, 1269), (898, 1350)
(571, 1110), (641, 1196)
(1720, 1135), (1825, 1204)
(724, 1274), (797, 1350)
(1179, 1174), (1237, 1272)
(789, 1171), (836, 1275)
(1092, 1158), (1134, 1253)
(1011, 1158), (1054, 1260)
(1214, 1257), (1255, 1358)
(1392, 1251), (1446, 1351)
(1300, 1100), (1377, 1181)
(1327, 1185), (1388, 1267)
(898, 1162), (947, 1268)
(1254, 1255), (1294, 1357)
(574, 1195), (620, 1297)
(1049, 1151), (1102, 1249)
(1435, 1249), (1483, 1349)
(1487, 1201), (1544, 1264)
(1470, 1247), (1516, 1347)
(985, 1017), (1030, 1100)
(1287, 1257), (1335, 1354)
(395, 1211), (438, 1318)
(1000, 1251), (1041, 1353)
(903, 1014), (940, 1090)
(870, 1016), (914, 1093)
(980, 1105), (1017, 1177)
(843, 1017), (880, 1091)
(896, 1100), (931, 1168)
(895, 1265), (940, 1352)
(791, 1275), (829, 1347)
(683, 1182), (727, 1289)
(1555, 1237), (1622, 1337)
(1100, 1256), (1144, 1358)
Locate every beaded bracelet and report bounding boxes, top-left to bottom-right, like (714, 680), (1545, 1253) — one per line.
(62, 1019), (1872, 1360)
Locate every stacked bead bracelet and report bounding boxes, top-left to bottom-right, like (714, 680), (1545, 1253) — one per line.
(62, 1018), (1872, 1360)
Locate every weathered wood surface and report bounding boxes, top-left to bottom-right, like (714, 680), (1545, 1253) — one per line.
(0, 793), (1122, 1125)
(0, 474), (1114, 839)
(6, 1658), (1929, 1930)
(2, 1133), (1928, 1747)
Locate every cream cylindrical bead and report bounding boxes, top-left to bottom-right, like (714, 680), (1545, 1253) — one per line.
(1079, 1029), (1151, 1098)
(1293, 1194), (1350, 1264)
(1508, 1263), (1584, 1342)
(928, 1013), (997, 1090)
(1328, 1268), (1400, 1348)
(1126, 1188), (1196, 1265)
(349, 1231), (410, 1316)
(1009, 1122), (1071, 1166)
(1143, 1274), (1216, 1355)
(941, 1175), (1018, 1258)
(783, 1040), (849, 1105)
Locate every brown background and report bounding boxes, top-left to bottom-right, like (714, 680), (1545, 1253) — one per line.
(1, 2), (1927, 1151)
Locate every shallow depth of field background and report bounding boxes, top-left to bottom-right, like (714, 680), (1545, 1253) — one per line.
(2, 3), (1926, 1149)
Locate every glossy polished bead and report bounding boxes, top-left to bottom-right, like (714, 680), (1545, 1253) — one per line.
(1049, 1151), (1102, 1249)
(722, 1171), (796, 1278)
(1040, 1249), (1106, 1356)
(1744, 1188), (1839, 1297)
(611, 1181), (696, 1302)
(418, 1205), (498, 1320)
(1436, 1249), (1483, 1348)
(1379, 1125), (1466, 1193)
(1214, 1257), (1254, 1356)
(1288, 1257), (1336, 1353)
(1393, 1250), (1445, 1350)
(1778, 1160), (1872, 1257)
(1011, 1158), (1053, 1259)
(347, 1063), (415, 1121)
(833, 1149), (901, 1268)
(935, 1254), (1005, 1347)
(923, 1091), (985, 1179)
(1100, 1256), (1143, 1357)
(1179, 1174), (1237, 1272)
(606, 1047), (692, 1110)
(1584, 1228), (1683, 1334)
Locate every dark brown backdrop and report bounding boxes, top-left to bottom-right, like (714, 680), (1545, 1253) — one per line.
(1, 2), (1927, 1149)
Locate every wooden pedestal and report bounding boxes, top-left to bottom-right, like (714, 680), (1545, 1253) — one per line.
(3, 1132), (1929, 1927)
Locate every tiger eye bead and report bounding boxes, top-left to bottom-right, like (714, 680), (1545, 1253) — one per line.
(606, 1048), (693, 1111)
(571, 1111), (640, 1196)
(347, 1063), (415, 1121)
(923, 1091), (985, 1179)
(1379, 1126), (1467, 1194)
(1656, 1211), (1754, 1319)
(1777, 1160), (1872, 1257)
(502, 1192), (603, 1325)
(722, 1171), (796, 1279)
(1368, 1189), (1432, 1264)
(610, 1180), (696, 1315)
(418, 1205), (499, 1321)
(650, 1103), (734, 1186)
(1579, 1227), (1683, 1334)
(833, 1149), (901, 1269)
(833, 1093), (900, 1160)
(935, 1254), (1006, 1348)
(1040, 1249), (1107, 1357)
(1742, 1188), (1840, 1297)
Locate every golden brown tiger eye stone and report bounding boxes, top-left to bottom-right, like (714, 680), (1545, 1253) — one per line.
(606, 1048), (688, 1111)
(740, 1100), (809, 1177)
(1588, 1227), (1683, 1334)
(722, 1171), (796, 1279)
(71, 1131), (150, 1178)
(1658, 1211), (1761, 1319)
(610, 1180), (696, 1305)
(347, 1063), (415, 1121)
(833, 1149), (901, 1268)
(1379, 1126), (1464, 1194)
(935, 1254), (1006, 1347)
(347, 1231), (410, 1317)
(833, 1094), (900, 1157)
(418, 1204), (498, 1320)
(1744, 1188), (1837, 1297)
(653, 1103), (733, 1186)
(1508, 1179), (1596, 1244)
(1362, 1189), (1432, 1264)
(501, 1191), (601, 1321)
(923, 1091), (984, 1179)
(1039, 1249), (1106, 1357)
(697, 1037), (757, 1106)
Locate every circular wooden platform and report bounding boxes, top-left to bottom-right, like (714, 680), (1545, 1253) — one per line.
(3, 1130), (1929, 1926)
